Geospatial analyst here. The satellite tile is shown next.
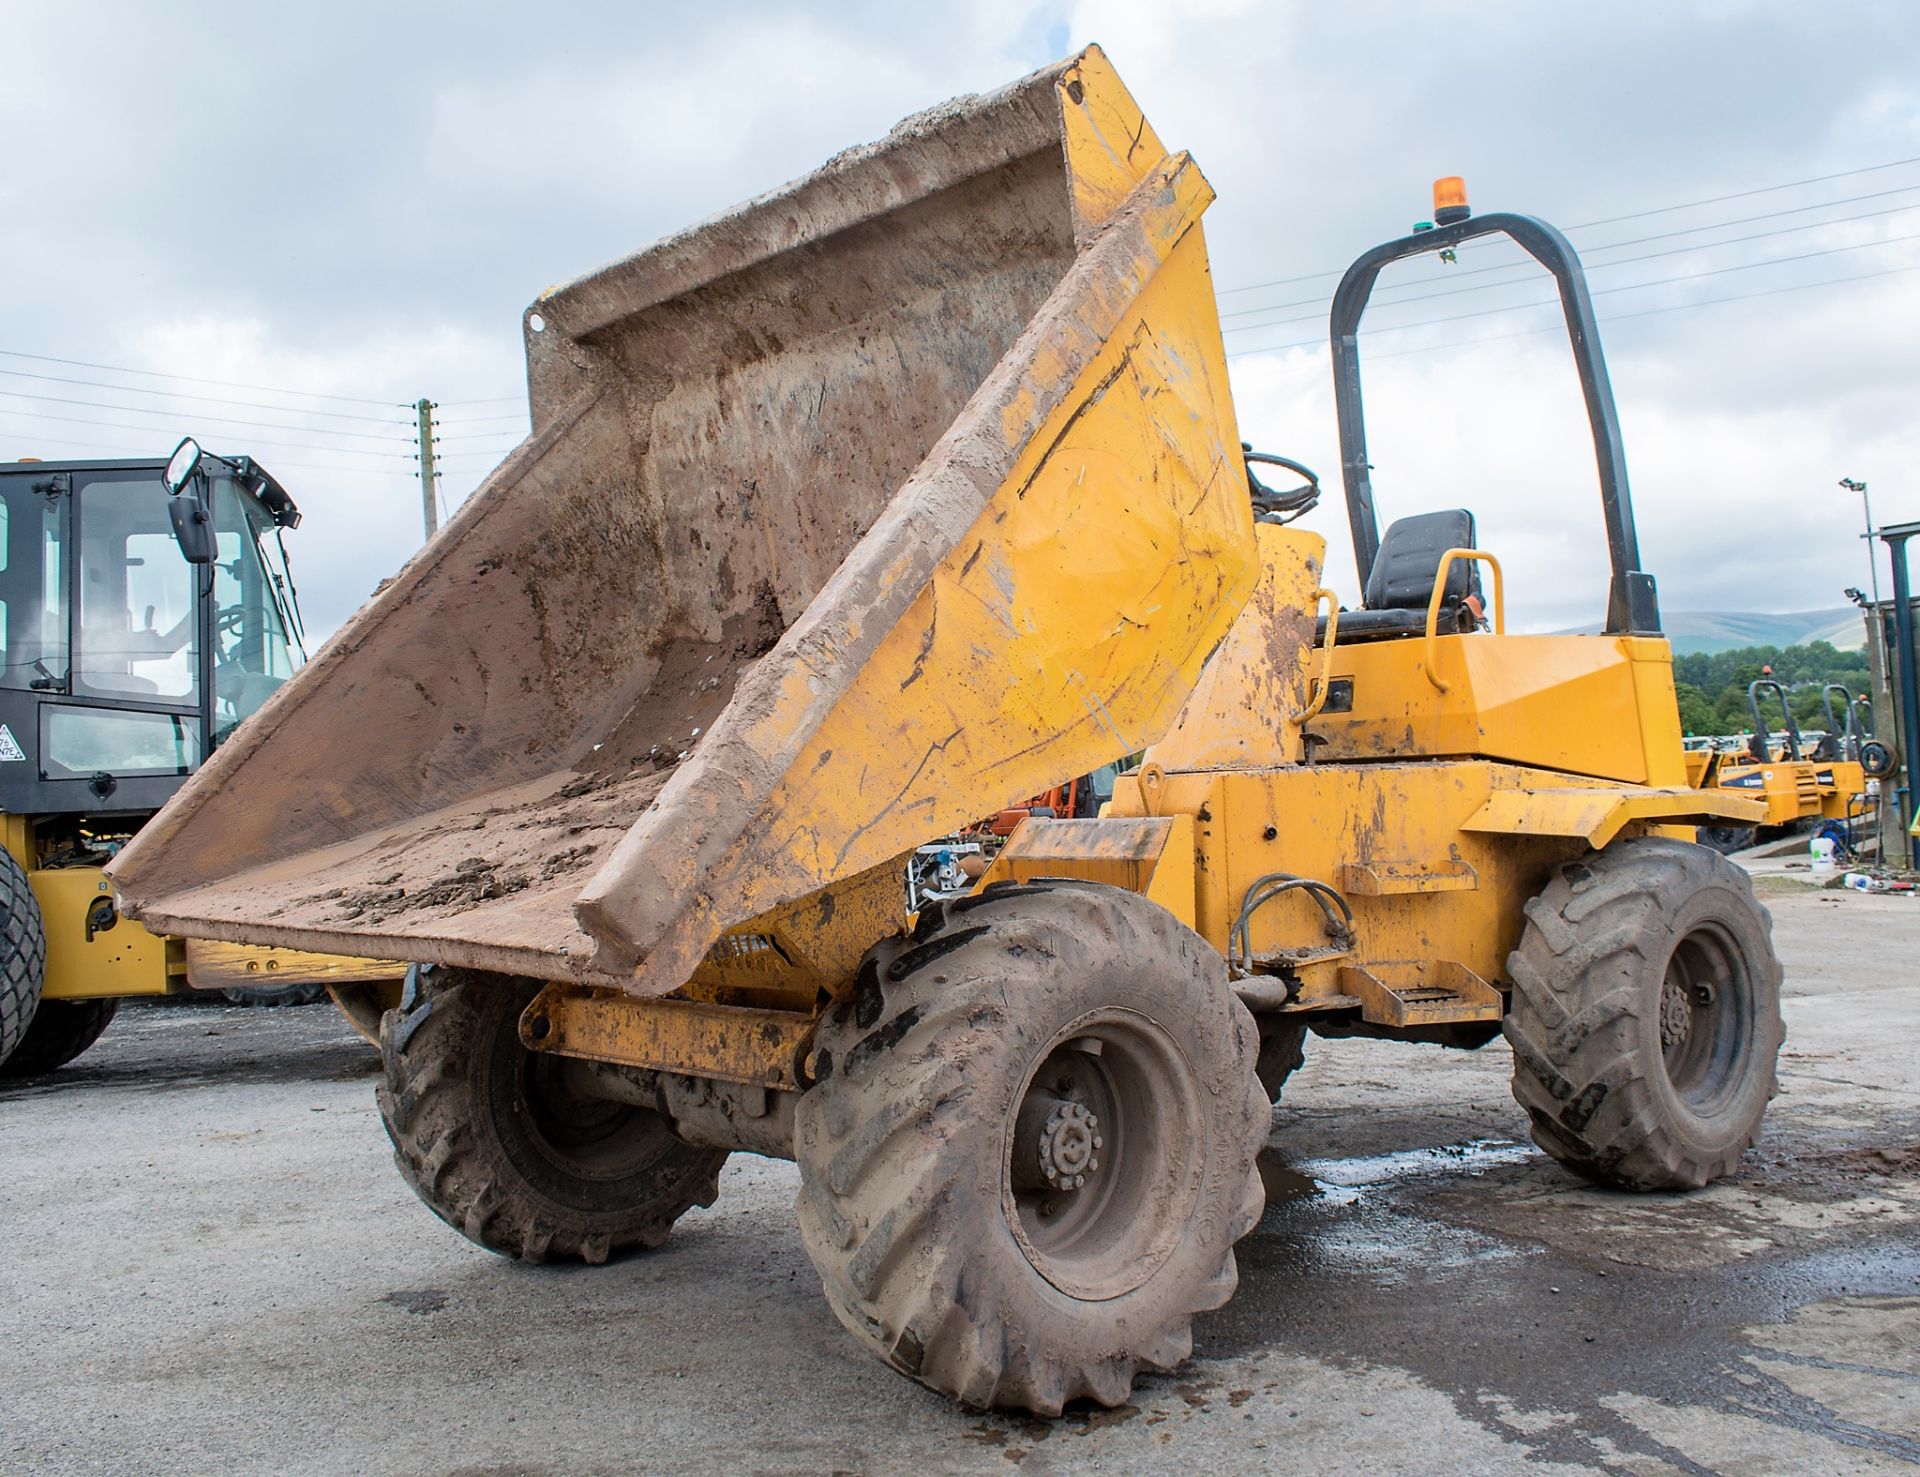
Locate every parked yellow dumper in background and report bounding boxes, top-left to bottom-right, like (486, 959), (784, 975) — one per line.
(1689, 678), (1870, 854)
(109, 49), (1781, 1413)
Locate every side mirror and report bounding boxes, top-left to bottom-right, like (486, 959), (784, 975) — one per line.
(169, 489), (217, 565)
(164, 436), (203, 495)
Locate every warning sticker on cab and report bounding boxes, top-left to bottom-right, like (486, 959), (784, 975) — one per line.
(0, 725), (24, 762)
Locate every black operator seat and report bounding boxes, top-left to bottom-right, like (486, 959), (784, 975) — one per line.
(1316, 508), (1483, 644)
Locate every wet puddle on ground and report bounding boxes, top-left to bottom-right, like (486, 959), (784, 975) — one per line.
(1250, 1137), (1537, 1285)
(1260, 1137), (1537, 1207)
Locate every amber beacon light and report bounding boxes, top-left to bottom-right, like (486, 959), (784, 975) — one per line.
(1433, 176), (1470, 225)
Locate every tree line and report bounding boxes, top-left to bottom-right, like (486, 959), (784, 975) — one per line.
(1671, 641), (1874, 738)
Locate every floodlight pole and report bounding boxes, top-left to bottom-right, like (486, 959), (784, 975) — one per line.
(1881, 523), (1920, 863)
(1842, 477), (1879, 612)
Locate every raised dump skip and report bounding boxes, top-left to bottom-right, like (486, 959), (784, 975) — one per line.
(110, 47), (1259, 996)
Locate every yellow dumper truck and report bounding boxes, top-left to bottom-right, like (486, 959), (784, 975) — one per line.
(109, 49), (1779, 1413)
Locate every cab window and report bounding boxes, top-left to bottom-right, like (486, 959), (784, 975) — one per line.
(0, 475), (70, 692)
(42, 705), (199, 778)
(73, 476), (198, 704)
(211, 477), (298, 744)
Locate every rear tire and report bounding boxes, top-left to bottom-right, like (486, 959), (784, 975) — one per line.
(376, 967), (727, 1263)
(1696, 825), (1754, 856)
(795, 881), (1268, 1414)
(220, 982), (329, 1007)
(1254, 1017), (1307, 1104)
(0, 848), (47, 1068)
(1505, 838), (1783, 1191)
(0, 998), (118, 1077)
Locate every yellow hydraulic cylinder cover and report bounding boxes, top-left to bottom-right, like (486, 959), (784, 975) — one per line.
(1149, 523), (1329, 770)
(109, 48), (1259, 998)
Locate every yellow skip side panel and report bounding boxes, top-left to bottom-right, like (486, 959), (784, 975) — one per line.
(606, 154), (1257, 996)
(1058, 47), (1169, 242)
(751, 193), (1247, 922)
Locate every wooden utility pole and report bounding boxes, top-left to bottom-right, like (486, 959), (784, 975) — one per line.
(415, 397), (439, 539)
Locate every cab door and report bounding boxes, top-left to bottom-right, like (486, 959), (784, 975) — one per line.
(0, 465), (208, 817)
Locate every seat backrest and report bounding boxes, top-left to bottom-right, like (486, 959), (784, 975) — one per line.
(1364, 509), (1478, 610)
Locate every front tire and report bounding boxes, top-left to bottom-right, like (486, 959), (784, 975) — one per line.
(795, 881), (1268, 1414)
(0, 998), (118, 1078)
(376, 968), (727, 1263)
(1505, 838), (1784, 1191)
(0, 847), (47, 1068)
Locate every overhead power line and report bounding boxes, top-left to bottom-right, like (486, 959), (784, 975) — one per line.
(0, 366), (413, 426)
(1566, 154), (1920, 231)
(1362, 259), (1920, 364)
(1220, 186), (1920, 325)
(1244, 233), (1920, 353)
(1226, 230), (1920, 354)
(0, 347), (409, 407)
(1225, 204), (1920, 337)
(1215, 152), (1920, 298)
(0, 388), (419, 444)
(0, 424), (415, 479)
(1224, 257), (1920, 363)
(436, 412), (532, 427)
(0, 406), (418, 460)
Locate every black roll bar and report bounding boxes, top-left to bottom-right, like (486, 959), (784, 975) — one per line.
(1329, 211), (1661, 635)
(1820, 683), (1862, 761)
(1747, 679), (1802, 763)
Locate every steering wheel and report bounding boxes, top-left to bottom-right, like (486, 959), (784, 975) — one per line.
(215, 603), (259, 664)
(1243, 443), (1321, 523)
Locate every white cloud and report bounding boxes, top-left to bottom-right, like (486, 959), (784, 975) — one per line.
(6, 0), (1919, 648)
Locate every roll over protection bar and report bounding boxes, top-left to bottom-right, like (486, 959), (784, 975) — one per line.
(1329, 211), (1661, 636)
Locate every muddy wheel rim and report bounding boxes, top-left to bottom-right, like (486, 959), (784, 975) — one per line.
(505, 1030), (675, 1181)
(1657, 921), (1756, 1117)
(1001, 1007), (1202, 1301)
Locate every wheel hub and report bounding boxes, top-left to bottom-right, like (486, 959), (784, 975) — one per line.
(1013, 1091), (1104, 1194)
(1036, 1099), (1101, 1191)
(1660, 973), (1692, 1051)
(1001, 1009), (1204, 1302)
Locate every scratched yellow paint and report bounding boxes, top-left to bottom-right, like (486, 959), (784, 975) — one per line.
(1058, 46), (1170, 242)
(1151, 523), (1326, 770)
(978, 813), (1198, 929)
(985, 51), (1166, 453)
(1315, 631), (1698, 785)
(618, 139), (1256, 994)
(1102, 757), (1757, 1005)
(754, 163), (1250, 899)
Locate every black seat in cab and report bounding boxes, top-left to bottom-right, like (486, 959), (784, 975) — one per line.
(1316, 508), (1482, 645)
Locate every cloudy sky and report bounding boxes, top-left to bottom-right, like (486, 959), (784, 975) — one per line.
(6, 0), (1918, 640)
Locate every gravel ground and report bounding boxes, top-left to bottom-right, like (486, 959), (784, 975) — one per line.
(2, 881), (1916, 1475)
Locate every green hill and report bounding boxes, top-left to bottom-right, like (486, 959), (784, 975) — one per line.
(1557, 608), (1865, 654)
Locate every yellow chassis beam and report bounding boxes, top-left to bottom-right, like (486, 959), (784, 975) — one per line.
(520, 984), (816, 1090)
